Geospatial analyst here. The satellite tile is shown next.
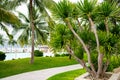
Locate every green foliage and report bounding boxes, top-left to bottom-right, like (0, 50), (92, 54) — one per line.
(48, 69), (86, 80)
(17, 6), (48, 47)
(0, 51), (6, 61)
(55, 53), (69, 57)
(0, 57), (77, 78)
(111, 25), (120, 35)
(74, 46), (84, 59)
(0, 8), (21, 27)
(90, 50), (98, 71)
(97, 1), (119, 17)
(98, 31), (119, 55)
(77, 0), (98, 17)
(107, 55), (120, 71)
(50, 24), (68, 50)
(51, 0), (75, 19)
(50, 0), (120, 77)
(78, 29), (95, 44)
(96, 1), (120, 23)
(34, 50), (43, 57)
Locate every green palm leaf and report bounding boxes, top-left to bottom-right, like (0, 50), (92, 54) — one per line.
(77, 0), (98, 17)
(0, 8), (21, 27)
(51, 0), (75, 20)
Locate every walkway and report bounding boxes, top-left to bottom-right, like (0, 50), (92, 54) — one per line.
(1, 64), (82, 80)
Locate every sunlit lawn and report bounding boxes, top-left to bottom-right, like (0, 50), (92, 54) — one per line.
(47, 69), (86, 80)
(0, 57), (77, 78)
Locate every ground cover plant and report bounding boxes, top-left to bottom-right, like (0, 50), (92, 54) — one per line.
(0, 57), (77, 78)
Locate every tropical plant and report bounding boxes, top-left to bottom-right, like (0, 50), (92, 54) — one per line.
(5, 0), (55, 64)
(17, 4), (48, 63)
(34, 50), (43, 57)
(0, 0), (21, 40)
(97, 1), (120, 34)
(0, 51), (6, 61)
(50, 0), (120, 79)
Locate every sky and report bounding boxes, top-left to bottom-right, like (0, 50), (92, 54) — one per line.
(0, 0), (103, 40)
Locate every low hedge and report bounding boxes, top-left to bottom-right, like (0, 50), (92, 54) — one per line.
(34, 50), (43, 57)
(0, 51), (6, 61)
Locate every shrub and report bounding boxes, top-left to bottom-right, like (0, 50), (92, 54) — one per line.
(107, 55), (120, 71)
(34, 50), (43, 57)
(0, 51), (6, 61)
(55, 54), (61, 57)
(55, 53), (69, 57)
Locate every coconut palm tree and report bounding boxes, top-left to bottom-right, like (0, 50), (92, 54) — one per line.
(17, 3), (48, 63)
(3, 0), (55, 64)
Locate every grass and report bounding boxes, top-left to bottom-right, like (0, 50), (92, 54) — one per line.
(0, 57), (77, 78)
(47, 69), (86, 80)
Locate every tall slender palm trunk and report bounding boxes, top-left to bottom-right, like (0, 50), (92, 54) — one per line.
(30, 0), (34, 64)
(88, 16), (104, 78)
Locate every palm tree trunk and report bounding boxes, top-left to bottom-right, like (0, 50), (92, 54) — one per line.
(65, 18), (96, 76)
(76, 17), (83, 31)
(66, 45), (92, 73)
(30, 0), (34, 64)
(88, 16), (104, 78)
(104, 17), (109, 35)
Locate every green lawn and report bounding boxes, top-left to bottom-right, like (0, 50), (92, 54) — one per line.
(47, 69), (86, 80)
(0, 57), (77, 78)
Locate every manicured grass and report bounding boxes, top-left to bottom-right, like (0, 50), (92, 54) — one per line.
(0, 57), (77, 78)
(47, 69), (86, 80)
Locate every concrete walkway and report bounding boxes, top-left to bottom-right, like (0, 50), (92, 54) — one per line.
(1, 64), (82, 80)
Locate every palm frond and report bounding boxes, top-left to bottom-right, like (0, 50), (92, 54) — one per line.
(77, 0), (98, 16)
(51, 0), (75, 20)
(2, 0), (27, 10)
(17, 27), (30, 47)
(18, 11), (30, 23)
(0, 8), (21, 27)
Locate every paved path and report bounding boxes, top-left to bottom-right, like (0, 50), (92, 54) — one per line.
(1, 64), (82, 80)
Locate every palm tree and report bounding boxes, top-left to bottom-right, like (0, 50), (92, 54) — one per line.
(18, 4), (48, 64)
(51, 0), (96, 77)
(4, 0), (55, 64)
(50, 0), (120, 79)
(97, 1), (120, 34)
